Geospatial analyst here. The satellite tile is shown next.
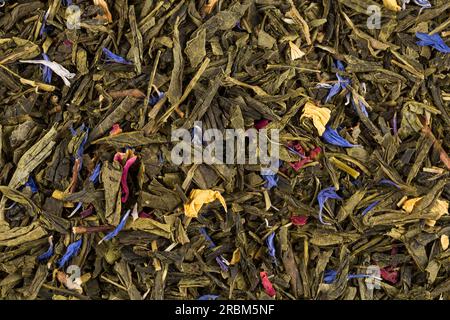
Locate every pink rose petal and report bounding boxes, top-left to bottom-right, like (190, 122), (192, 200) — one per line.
(260, 271), (276, 297)
(291, 215), (308, 226)
(254, 119), (270, 130)
(380, 267), (399, 284)
(120, 156), (137, 203)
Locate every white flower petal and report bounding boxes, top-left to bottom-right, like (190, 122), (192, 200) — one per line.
(20, 59), (76, 87)
(131, 203), (139, 221)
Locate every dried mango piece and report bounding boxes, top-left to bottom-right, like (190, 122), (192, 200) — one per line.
(184, 189), (227, 218)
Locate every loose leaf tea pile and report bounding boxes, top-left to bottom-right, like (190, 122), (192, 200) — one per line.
(0, 0), (450, 300)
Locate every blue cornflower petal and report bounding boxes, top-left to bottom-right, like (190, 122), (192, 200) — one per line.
(351, 98), (369, 117)
(262, 174), (278, 190)
(378, 179), (400, 188)
(99, 210), (130, 244)
(68, 201), (83, 218)
(348, 274), (372, 280)
(325, 82), (342, 103)
(323, 270), (375, 284)
(416, 32), (450, 53)
(361, 200), (380, 216)
(76, 128), (89, 160)
(336, 73), (350, 89)
(318, 187), (342, 225)
(199, 227), (216, 248)
(37, 237), (54, 262)
(286, 146), (307, 158)
(324, 270), (338, 284)
(414, 0), (431, 8)
(200, 228), (229, 271)
(62, 0), (73, 6)
(102, 48), (133, 65)
(39, 10), (50, 37)
(41, 53), (52, 83)
(359, 100), (369, 117)
(266, 232), (276, 261)
(261, 160), (280, 190)
(352, 179), (362, 187)
(335, 60), (346, 71)
(70, 125), (89, 172)
(235, 21), (244, 31)
(89, 163), (102, 183)
(37, 246), (54, 262)
(158, 152), (164, 164)
(25, 176), (38, 193)
(323, 126), (359, 148)
(198, 295), (220, 300)
(215, 256), (229, 272)
(57, 238), (82, 268)
(149, 92), (165, 106)
(324, 60), (351, 103)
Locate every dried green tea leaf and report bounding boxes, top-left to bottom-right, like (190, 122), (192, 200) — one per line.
(185, 29), (206, 68)
(0, 222), (47, 247)
(101, 161), (122, 226)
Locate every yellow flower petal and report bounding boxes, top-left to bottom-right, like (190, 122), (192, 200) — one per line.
(300, 101), (331, 136)
(401, 197), (422, 213)
(441, 235), (449, 251)
(230, 248), (241, 265)
(52, 190), (66, 200)
(402, 197), (449, 226)
(383, 0), (401, 12)
(93, 0), (113, 22)
(184, 189), (227, 218)
(289, 41), (305, 60)
(52, 190), (74, 207)
(426, 199), (449, 227)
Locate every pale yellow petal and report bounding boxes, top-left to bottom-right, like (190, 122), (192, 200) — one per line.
(401, 197), (422, 213)
(93, 0), (113, 22)
(300, 101), (331, 136)
(425, 199), (449, 227)
(184, 189), (227, 218)
(51, 190), (74, 208)
(289, 41), (305, 60)
(230, 248), (241, 265)
(383, 0), (401, 12)
(441, 235), (449, 251)
(402, 197), (448, 226)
